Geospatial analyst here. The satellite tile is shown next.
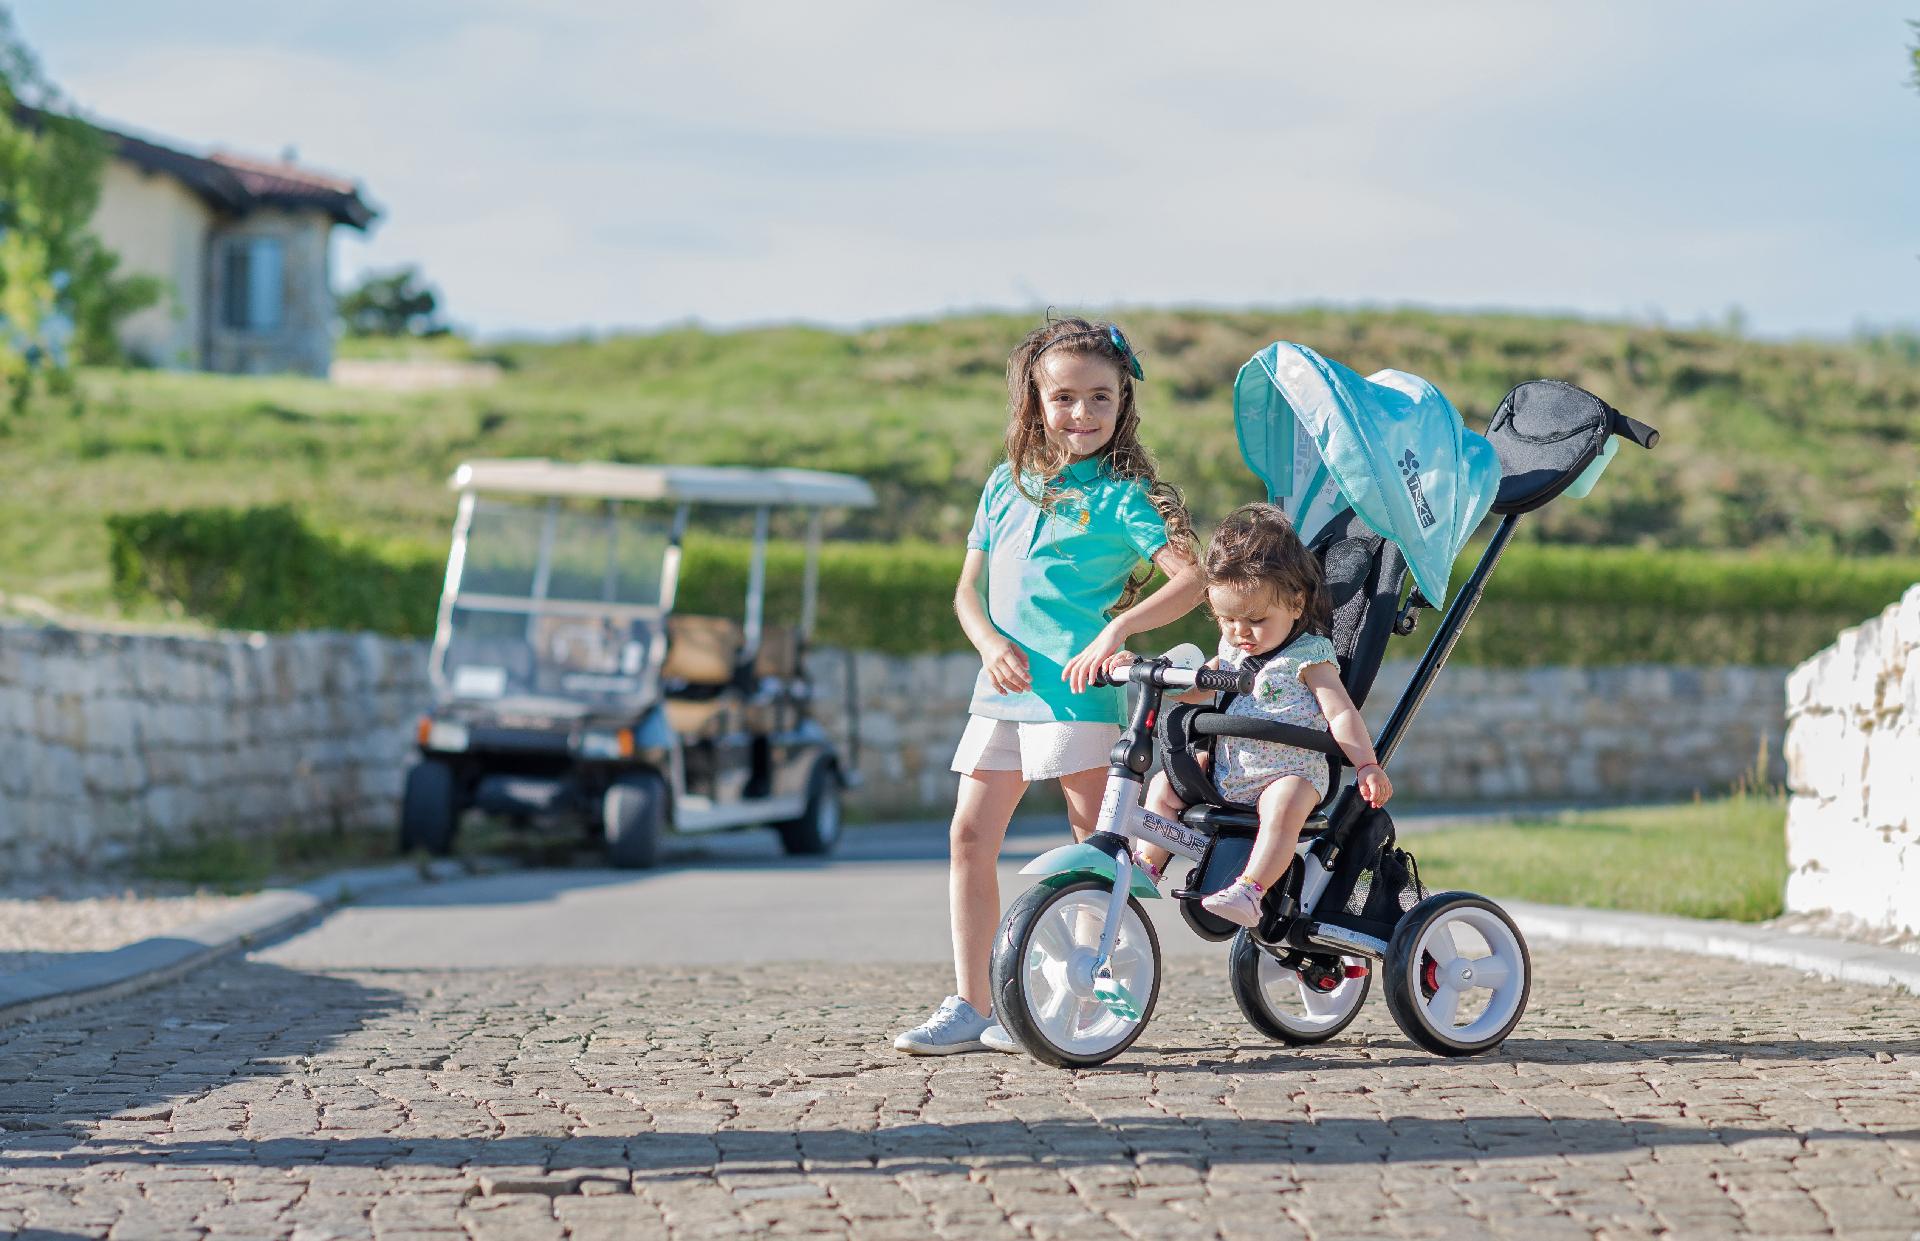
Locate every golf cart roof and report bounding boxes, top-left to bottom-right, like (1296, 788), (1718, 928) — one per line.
(448, 460), (876, 508)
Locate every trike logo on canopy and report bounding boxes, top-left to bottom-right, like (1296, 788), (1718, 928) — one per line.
(1400, 448), (1438, 530)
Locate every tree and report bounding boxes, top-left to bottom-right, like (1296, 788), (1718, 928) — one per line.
(338, 266), (448, 337)
(0, 5), (160, 412)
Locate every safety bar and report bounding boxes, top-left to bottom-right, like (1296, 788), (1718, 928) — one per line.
(1189, 712), (1346, 758)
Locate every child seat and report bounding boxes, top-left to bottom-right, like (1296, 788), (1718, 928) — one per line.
(1156, 505), (1408, 832)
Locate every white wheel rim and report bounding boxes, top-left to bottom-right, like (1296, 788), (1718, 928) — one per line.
(817, 791), (840, 844)
(1254, 952), (1367, 1034)
(1022, 889), (1155, 1057)
(1412, 905), (1525, 1045)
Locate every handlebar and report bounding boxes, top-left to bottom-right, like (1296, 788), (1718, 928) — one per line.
(1091, 658), (1255, 693)
(1611, 409), (1660, 450)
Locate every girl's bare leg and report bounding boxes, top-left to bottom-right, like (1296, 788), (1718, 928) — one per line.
(1242, 776), (1323, 891)
(950, 768), (1029, 1012)
(1135, 771), (1187, 873)
(1057, 766), (1107, 842)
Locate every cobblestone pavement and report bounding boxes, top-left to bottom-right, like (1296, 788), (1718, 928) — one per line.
(1, 946), (1917, 1240)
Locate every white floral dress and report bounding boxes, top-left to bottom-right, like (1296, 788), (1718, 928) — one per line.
(1212, 632), (1339, 804)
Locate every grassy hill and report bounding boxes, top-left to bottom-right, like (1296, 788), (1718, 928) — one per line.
(6, 306), (1917, 621)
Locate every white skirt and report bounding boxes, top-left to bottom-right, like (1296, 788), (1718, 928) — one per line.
(950, 715), (1120, 782)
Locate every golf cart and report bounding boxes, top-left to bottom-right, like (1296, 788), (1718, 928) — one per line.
(400, 460), (875, 868)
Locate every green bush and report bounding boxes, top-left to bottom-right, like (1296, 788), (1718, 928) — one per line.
(107, 505), (440, 635)
(107, 505), (1918, 666)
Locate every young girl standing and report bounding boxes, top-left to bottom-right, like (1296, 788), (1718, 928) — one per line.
(894, 317), (1205, 1055)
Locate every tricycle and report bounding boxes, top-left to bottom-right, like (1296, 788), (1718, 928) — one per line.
(989, 353), (1660, 1066)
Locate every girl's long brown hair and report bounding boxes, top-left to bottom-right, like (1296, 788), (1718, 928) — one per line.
(1004, 315), (1198, 615)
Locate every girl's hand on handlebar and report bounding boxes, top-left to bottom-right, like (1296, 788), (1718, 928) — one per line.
(1093, 650), (1138, 686)
(982, 637), (1031, 694)
(1356, 763), (1392, 809)
(1062, 624), (1126, 694)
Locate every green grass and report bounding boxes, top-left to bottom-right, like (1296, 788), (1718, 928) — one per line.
(4, 306), (1918, 627)
(134, 825), (400, 893)
(1408, 791), (1789, 921)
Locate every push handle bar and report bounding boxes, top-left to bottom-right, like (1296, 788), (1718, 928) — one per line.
(1611, 410), (1660, 450)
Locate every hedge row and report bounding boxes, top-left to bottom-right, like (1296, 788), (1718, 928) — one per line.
(107, 506), (1919, 667)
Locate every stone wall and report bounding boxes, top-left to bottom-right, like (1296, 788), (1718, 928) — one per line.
(0, 623), (427, 875)
(0, 619), (1793, 875)
(1783, 585), (1920, 934)
(805, 650), (1788, 815)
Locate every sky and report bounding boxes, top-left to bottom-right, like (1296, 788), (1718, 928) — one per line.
(15, 2), (1920, 339)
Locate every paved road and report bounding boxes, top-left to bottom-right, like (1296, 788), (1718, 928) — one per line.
(256, 809), (1581, 970)
(3, 820), (1919, 1239)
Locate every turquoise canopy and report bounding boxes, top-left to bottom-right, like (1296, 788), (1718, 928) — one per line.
(1233, 342), (1500, 608)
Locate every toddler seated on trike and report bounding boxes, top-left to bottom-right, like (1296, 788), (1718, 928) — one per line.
(1111, 503), (1393, 925)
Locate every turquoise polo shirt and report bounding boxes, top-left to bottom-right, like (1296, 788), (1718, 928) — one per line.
(966, 457), (1170, 724)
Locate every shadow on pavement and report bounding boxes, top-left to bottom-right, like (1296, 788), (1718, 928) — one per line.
(0, 960), (404, 1143)
(3, 1115), (1910, 1177)
(1131, 1034), (1920, 1072)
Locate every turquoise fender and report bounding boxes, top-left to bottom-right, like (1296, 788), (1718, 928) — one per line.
(1019, 842), (1161, 900)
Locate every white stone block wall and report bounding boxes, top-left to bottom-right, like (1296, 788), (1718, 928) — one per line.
(0, 619), (1792, 874)
(1783, 584), (1920, 934)
(0, 622), (429, 875)
(805, 650), (1788, 816)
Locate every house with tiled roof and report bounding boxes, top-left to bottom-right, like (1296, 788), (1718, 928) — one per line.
(85, 118), (379, 376)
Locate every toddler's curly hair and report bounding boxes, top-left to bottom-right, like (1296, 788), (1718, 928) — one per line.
(1205, 503), (1332, 637)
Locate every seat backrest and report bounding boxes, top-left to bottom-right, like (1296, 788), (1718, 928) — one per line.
(1308, 508), (1408, 711)
(662, 614), (744, 686)
(753, 624), (800, 679)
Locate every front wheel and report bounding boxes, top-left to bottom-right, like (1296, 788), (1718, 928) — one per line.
(778, 762), (841, 856)
(1228, 931), (1370, 1045)
(399, 760), (458, 857)
(990, 879), (1161, 1069)
(604, 772), (667, 870)
(1383, 892), (1531, 1056)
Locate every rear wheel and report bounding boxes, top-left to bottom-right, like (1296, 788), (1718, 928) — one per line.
(399, 760), (458, 857)
(990, 879), (1160, 1069)
(1383, 892), (1531, 1056)
(604, 772), (667, 869)
(1228, 931), (1370, 1045)
(778, 762), (842, 856)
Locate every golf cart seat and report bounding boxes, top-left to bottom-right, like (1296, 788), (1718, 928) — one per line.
(663, 614), (742, 737)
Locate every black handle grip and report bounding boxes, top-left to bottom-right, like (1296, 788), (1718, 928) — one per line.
(1612, 411), (1660, 450)
(1193, 666), (1253, 693)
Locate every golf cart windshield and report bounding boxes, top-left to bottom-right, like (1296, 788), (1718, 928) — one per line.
(438, 498), (673, 705)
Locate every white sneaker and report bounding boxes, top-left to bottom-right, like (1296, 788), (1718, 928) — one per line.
(893, 996), (993, 1055)
(980, 1022), (1021, 1054)
(1201, 878), (1264, 928)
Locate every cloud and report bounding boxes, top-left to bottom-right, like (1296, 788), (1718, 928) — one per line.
(23, 1), (1920, 336)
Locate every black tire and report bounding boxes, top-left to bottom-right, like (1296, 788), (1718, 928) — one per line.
(399, 760), (458, 857)
(990, 879), (1161, 1069)
(778, 762), (842, 856)
(1228, 931), (1371, 1045)
(1383, 891), (1531, 1057)
(604, 772), (667, 870)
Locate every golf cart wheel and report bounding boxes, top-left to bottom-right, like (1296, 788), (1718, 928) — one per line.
(1383, 891), (1531, 1057)
(778, 761), (842, 856)
(1228, 931), (1370, 1045)
(603, 772), (667, 870)
(989, 879), (1161, 1069)
(399, 760), (458, 857)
